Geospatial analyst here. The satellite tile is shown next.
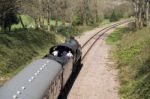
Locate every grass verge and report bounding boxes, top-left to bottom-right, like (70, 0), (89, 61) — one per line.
(107, 26), (150, 99)
(0, 29), (65, 85)
(106, 27), (127, 45)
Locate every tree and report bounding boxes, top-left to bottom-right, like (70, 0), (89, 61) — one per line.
(132, 0), (150, 28)
(0, 0), (19, 31)
(60, 0), (68, 27)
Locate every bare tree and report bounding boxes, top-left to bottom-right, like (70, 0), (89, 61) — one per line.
(12, 0), (133, 31)
(132, 0), (150, 28)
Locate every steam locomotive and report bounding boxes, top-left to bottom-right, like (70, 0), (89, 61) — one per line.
(0, 37), (82, 99)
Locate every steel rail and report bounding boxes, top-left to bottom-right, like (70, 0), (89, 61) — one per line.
(81, 19), (134, 60)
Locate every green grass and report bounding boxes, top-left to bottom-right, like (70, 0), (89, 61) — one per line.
(12, 15), (35, 29)
(0, 29), (65, 85)
(76, 25), (95, 33)
(100, 19), (110, 26)
(44, 20), (68, 26)
(106, 28), (127, 44)
(108, 26), (150, 99)
(12, 14), (64, 30)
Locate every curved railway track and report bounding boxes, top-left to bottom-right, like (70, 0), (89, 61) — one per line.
(81, 19), (134, 60)
(58, 19), (134, 99)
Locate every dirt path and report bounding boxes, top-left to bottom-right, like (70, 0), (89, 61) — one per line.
(68, 26), (120, 99)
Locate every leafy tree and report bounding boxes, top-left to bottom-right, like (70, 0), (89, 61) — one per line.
(110, 11), (122, 22)
(0, 0), (19, 31)
(72, 15), (82, 26)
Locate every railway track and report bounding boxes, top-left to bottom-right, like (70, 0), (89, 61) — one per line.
(58, 19), (134, 99)
(81, 19), (134, 60)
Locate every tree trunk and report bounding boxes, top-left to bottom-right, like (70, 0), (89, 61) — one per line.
(132, 0), (150, 28)
(145, 1), (149, 26)
(138, 10), (142, 28)
(19, 15), (25, 29)
(95, 10), (98, 24)
(38, 17), (41, 29)
(8, 26), (11, 32)
(47, 12), (50, 32)
(41, 16), (44, 27)
(83, 14), (86, 26)
(62, 16), (65, 27)
(70, 12), (73, 26)
(138, 1), (143, 28)
(34, 18), (38, 29)
(133, 1), (138, 28)
(55, 17), (58, 32)
(1, 15), (5, 32)
(94, 0), (98, 24)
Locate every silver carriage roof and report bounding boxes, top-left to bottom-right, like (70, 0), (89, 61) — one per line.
(0, 59), (62, 99)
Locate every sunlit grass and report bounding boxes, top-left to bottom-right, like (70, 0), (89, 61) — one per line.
(12, 14), (64, 30)
(100, 19), (110, 26)
(106, 28), (126, 44)
(0, 29), (65, 85)
(12, 15), (35, 29)
(107, 26), (150, 99)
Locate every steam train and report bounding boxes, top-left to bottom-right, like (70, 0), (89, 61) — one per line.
(0, 37), (82, 99)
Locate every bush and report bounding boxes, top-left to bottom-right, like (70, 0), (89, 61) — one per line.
(106, 28), (126, 44)
(110, 11), (122, 22)
(57, 26), (80, 37)
(72, 15), (83, 26)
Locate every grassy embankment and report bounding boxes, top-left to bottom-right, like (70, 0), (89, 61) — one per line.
(107, 27), (150, 99)
(0, 30), (65, 84)
(0, 15), (65, 85)
(0, 15), (110, 85)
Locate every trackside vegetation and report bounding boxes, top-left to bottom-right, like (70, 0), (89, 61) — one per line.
(107, 27), (150, 99)
(0, 13), (112, 85)
(106, 28), (127, 45)
(0, 0), (133, 86)
(0, 30), (65, 84)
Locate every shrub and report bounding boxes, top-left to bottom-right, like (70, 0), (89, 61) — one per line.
(72, 15), (83, 26)
(110, 11), (122, 22)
